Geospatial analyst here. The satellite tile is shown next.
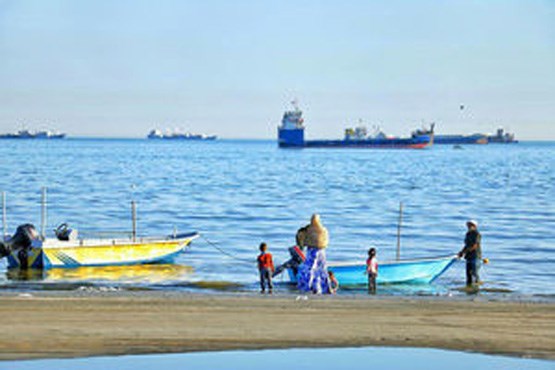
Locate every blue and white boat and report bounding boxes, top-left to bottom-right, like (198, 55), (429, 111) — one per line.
(287, 255), (457, 285)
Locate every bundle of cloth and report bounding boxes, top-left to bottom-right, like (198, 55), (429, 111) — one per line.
(296, 214), (330, 294)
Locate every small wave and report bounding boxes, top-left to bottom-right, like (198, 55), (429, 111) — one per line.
(77, 285), (122, 292)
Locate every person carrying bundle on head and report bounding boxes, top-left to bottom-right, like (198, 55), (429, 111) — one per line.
(296, 214), (331, 294)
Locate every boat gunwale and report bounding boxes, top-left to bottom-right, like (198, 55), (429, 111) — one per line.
(38, 232), (200, 250)
(327, 254), (458, 268)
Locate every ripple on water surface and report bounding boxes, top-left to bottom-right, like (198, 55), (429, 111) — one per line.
(0, 140), (553, 298)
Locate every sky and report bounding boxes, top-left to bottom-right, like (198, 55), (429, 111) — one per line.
(0, 0), (554, 139)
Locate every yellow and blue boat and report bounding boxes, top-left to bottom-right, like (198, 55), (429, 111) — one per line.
(0, 192), (200, 270)
(1, 224), (199, 269)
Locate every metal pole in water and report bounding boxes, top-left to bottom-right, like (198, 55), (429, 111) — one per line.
(131, 200), (137, 242)
(2, 191), (7, 240)
(41, 187), (47, 239)
(396, 202), (403, 261)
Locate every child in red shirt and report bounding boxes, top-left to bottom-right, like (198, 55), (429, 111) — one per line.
(257, 242), (275, 294)
(366, 247), (378, 294)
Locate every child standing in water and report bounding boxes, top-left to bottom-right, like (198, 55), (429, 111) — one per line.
(328, 270), (339, 294)
(257, 242), (275, 294)
(366, 248), (378, 294)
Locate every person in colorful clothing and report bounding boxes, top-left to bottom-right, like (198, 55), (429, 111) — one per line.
(272, 226), (308, 278)
(366, 247), (378, 294)
(257, 242), (275, 294)
(273, 244), (306, 278)
(458, 220), (482, 286)
(296, 214), (330, 294)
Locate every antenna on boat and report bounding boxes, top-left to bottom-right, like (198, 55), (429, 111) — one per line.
(291, 98), (299, 111)
(396, 202), (403, 261)
(131, 200), (137, 242)
(130, 183), (137, 242)
(2, 191), (7, 240)
(41, 187), (47, 239)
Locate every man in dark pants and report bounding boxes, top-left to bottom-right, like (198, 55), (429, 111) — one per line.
(458, 220), (482, 286)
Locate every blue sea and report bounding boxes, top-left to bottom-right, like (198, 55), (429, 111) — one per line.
(0, 139), (553, 299)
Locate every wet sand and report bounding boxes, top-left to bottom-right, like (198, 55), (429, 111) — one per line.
(0, 292), (553, 361)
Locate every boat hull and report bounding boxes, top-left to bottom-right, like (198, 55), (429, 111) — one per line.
(434, 134), (488, 145)
(287, 255), (457, 285)
(303, 137), (432, 149)
(6, 232), (199, 269)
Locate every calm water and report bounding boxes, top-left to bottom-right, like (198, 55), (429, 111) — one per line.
(1, 347), (552, 369)
(0, 139), (553, 298)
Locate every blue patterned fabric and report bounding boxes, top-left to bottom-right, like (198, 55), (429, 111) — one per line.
(297, 247), (330, 294)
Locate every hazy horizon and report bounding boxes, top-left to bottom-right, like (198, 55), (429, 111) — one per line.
(1, 0), (554, 140)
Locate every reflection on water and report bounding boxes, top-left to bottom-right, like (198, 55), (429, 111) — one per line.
(6, 264), (194, 285)
(3, 264), (254, 293)
(3, 347), (552, 370)
(3, 264), (516, 297)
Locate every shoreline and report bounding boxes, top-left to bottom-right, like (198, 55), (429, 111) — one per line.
(0, 291), (553, 361)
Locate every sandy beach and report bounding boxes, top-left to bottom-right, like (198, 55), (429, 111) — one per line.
(0, 292), (553, 361)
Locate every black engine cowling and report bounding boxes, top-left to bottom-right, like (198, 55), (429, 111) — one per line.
(0, 241), (9, 258)
(0, 224), (39, 259)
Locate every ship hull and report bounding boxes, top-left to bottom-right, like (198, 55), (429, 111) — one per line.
(0, 134), (66, 139)
(302, 137), (432, 149)
(434, 134), (487, 145)
(148, 136), (217, 141)
(278, 135), (433, 149)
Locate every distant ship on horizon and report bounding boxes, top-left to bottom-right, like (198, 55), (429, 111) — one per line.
(0, 129), (66, 139)
(277, 101), (434, 149)
(147, 129), (217, 141)
(487, 128), (518, 143)
(434, 133), (488, 145)
(434, 128), (517, 145)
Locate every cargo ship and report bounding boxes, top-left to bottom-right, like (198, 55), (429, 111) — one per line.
(487, 128), (518, 143)
(0, 129), (66, 139)
(277, 102), (434, 149)
(147, 129), (217, 141)
(434, 133), (488, 145)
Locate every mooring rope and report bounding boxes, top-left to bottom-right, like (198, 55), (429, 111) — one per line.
(199, 235), (255, 265)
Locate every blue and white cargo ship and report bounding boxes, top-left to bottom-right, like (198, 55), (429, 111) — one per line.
(277, 102), (434, 149)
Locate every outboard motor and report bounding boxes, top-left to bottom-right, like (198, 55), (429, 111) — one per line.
(11, 224), (39, 248)
(54, 223), (78, 241)
(0, 241), (9, 258)
(0, 224), (39, 260)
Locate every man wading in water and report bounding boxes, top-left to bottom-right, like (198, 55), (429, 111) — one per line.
(458, 220), (482, 287)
